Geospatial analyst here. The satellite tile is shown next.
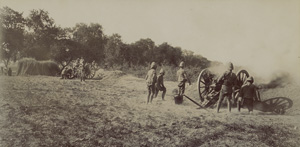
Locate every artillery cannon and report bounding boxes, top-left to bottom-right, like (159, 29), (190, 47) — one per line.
(196, 68), (250, 108)
(179, 68), (292, 114)
(62, 62), (98, 79)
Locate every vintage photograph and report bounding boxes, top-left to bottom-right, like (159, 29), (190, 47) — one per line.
(0, 0), (299, 146)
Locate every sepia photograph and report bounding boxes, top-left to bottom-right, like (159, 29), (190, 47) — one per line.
(0, 0), (300, 146)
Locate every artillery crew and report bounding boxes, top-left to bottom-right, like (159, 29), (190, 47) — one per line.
(216, 62), (237, 113)
(145, 62), (157, 104)
(176, 61), (191, 96)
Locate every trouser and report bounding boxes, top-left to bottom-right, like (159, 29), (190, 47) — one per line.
(216, 91), (232, 112)
(147, 84), (155, 103)
(155, 86), (166, 100)
(243, 98), (254, 112)
(178, 81), (186, 96)
(80, 71), (85, 81)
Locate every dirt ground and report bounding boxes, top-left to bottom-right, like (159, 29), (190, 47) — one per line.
(0, 71), (300, 146)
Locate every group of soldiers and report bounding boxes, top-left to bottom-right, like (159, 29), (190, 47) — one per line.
(145, 61), (191, 104)
(215, 62), (259, 113)
(61, 58), (86, 81)
(145, 61), (259, 114)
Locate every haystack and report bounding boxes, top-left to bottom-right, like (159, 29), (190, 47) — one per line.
(17, 58), (60, 76)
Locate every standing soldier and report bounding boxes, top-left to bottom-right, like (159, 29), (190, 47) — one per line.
(176, 61), (191, 96)
(145, 62), (157, 104)
(238, 76), (258, 114)
(216, 62), (237, 113)
(155, 68), (167, 100)
(79, 58), (85, 82)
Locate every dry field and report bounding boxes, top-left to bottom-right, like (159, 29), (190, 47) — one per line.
(0, 70), (300, 146)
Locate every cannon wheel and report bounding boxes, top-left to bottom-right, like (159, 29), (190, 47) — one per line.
(67, 68), (78, 79)
(86, 68), (96, 79)
(197, 68), (215, 102)
(263, 97), (293, 114)
(236, 70), (249, 88)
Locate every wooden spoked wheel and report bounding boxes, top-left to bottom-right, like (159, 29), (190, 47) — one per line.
(197, 69), (215, 102)
(263, 97), (293, 114)
(234, 70), (250, 106)
(236, 70), (249, 89)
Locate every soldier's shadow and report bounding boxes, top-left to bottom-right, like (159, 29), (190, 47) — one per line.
(253, 97), (293, 115)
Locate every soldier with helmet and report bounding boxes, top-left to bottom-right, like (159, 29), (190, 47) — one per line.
(216, 62), (237, 113)
(145, 62), (157, 104)
(238, 76), (259, 114)
(155, 68), (167, 100)
(176, 61), (191, 96)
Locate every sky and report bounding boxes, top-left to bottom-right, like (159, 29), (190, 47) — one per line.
(1, 0), (300, 82)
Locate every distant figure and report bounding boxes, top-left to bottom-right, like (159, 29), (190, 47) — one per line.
(1, 66), (3, 75)
(61, 67), (69, 79)
(238, 76), (258, 114)
(78, 58), (85, 81)
(155, 68), (167, 100)
(80, 66), (86, 82)
(216, 62), (237, 113)
(145, 62), (157, 104)
(176, 61), (191, 96)
(7, 68), (12, 76)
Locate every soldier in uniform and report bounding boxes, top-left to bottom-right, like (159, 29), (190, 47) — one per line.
(238, 76), (258, 114)
(155, 68), (167, 100)
(61, 67), (69, 79)
(216, 62), (237, 113)
(79, 58), (85, 82)
(176, 61), (191, 96)
(145, 62), (157, 104)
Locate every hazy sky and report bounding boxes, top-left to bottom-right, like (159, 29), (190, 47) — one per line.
(1, 0), (300, 81)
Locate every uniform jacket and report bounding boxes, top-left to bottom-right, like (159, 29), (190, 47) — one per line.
(145, 69), (157, 86)
(156, 74), (165, 88)
(218, 70), (237, 94)
(177, 68), (189, 83)
(240, 84), (257, 99)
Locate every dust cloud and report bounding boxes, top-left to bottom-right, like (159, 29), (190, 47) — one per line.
(207, 55), (300, 89)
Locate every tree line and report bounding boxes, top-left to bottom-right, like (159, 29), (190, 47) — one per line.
(0, 6), (211, 71)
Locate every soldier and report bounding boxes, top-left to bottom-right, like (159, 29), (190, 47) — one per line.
(176, 61), (191, 96)
(61, 67), (69, 79)
(78, 58), (85, 82)
(155, 68), (167, 100)
(80, 66), (86, 82)
(145, 62), (157, 104)
(238, 76), (258, 114)
(216, 62), (237, 113)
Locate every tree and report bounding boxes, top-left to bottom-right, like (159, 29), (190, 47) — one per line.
(154, 42), (182, 66)
(50, 39), (80, 71)
(131, 38), (156, 65)
(72, 23), (106, 64)
(119, 43), (133, 67)
(0, 6), (25, 67)
(104, 34), (123, 67)
(23, 9), (59, 60)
